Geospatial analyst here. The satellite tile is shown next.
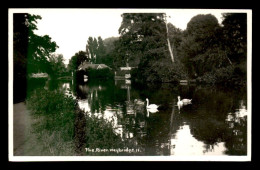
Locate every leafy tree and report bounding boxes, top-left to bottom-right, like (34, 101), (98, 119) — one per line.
(13, 14), (59, 74)
(13, 13), (31, 102)
(68, 51), (89, 73)
(221, 13), (247, 64)
(103, 36), (119, 54)
(178, 13), (247, 86)
(101, 36), (119, 68)
(167, 23), (183, 55)
(96, 36), (106, 64)
(13, 13), (30, 82)
(179, 14), (227, 77)
(68, 55), (77, 73)
(13, 13), (58, 102)
(27, 34), (59, 74)
(220, 13), (247, 86)
(119, 13), (167, 59)
(48, 54), (66, 78)
(87, 37), (98, 63)
(114, 13), (187, 82)
(117, 13), (167, 70)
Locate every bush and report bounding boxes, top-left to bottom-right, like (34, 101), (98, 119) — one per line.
(136, 58), (188, 83)
(27, 88), (76, 140)
(197, 65), (246, 87)
(26, 88), (77, 155)
(26, 87), (136, 155)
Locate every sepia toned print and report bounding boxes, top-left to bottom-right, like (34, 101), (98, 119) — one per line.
(9, 8), (251, 161)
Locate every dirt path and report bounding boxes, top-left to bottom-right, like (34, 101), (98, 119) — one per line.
(13, 102), (28, 156)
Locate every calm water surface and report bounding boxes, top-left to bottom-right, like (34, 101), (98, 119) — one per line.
(39, 78), (248, 156)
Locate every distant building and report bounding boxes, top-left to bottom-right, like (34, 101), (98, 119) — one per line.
(78, 62), (111, 71)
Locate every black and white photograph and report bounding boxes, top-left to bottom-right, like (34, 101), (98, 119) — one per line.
(8, 8), (252, 161)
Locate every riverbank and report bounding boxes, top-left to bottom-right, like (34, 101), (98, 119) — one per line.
(13, 100), (76, 156)
(13, 102), (27, 155)
(13, 102), (44, 155)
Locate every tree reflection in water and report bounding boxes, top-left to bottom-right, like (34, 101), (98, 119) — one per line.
(59, 79), (247, 156)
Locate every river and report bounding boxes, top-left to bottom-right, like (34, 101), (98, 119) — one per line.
(26, 78), (248, 156)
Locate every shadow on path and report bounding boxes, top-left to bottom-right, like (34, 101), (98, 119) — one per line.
(13, 102), (27, 156)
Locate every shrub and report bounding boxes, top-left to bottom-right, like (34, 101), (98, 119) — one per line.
(26, 87), (135, 155)
(27, 88), (76, 140)
(26, 88), (77, 155)
(137, 58), (188, 83)
(197, 65), (246, 87)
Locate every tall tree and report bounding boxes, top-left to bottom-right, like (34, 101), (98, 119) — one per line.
(101, 36), (119, 68)
(87, 37), (98, 63)
(13, 13), (31, 102)
(68, 51), (89, 72)
(13, 13), (58, 102)
(27, 34), (59, 73)
(179, 14), (227, 77)
(48, 54), (66, 78)
(221, 13), (247, 64)
(164, 14), (174, 62)
(103, 36), (119, 54)
(117, 13), (167, 66)
(115, 13), (187, 82)
(167, 23), (184, 59)
(96, 36), (106, 64)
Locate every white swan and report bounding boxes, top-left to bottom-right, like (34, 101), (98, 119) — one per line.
(177, 97), (184, 106)
(146, 98), (159, 109)
(178, 96), (192, 105)
(146, 108), (158, 117)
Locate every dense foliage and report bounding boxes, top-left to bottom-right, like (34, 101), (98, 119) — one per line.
(26, 87), (131, 155)
(67, 51), (88, 73)
(26, 88), (77, 155)
(107, 13), (246, 86)
(13, 13), (59, 102)
(177, 13), (247, 86)
(86, 68), (114, 80)
(14, 12), (248, 103)
(111, 13), (187, 83)
(48, 54), (68, 78)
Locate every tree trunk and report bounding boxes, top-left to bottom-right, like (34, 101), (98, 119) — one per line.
(165, 15), (174, 63)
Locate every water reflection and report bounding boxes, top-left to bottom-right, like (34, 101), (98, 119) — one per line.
(170, 125), (226, 155)
(55, 78), (247, 156)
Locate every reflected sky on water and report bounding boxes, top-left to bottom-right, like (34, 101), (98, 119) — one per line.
(55, 78), (247, 156)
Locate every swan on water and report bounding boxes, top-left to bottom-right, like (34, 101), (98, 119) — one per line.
(146, 98), (159, 109)
(177, 96), (192, 105)
(177, 96), (192, 110)
(177, 97), (184, 106)
(146, 107), (158, 117)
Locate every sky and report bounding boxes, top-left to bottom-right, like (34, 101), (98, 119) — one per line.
(11, 9), (244, 65)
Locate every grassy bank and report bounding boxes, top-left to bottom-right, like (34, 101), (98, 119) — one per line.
(26, 87), (136, 156)
(26, 88), (77, 155)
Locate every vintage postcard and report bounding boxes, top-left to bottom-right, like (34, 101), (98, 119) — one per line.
(9, 8), (252, 161)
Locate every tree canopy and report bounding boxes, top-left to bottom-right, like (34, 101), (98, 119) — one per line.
(13, 13), (59, 102)
(48, 54), (67, 78)
(14, 13), (59, 75)
(34, 12), (247, 87)
(112, 13), (187, 82)
(221, 13), (247, 64)
(178, 14), (227, 77)
(68, 51), (88, 72)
